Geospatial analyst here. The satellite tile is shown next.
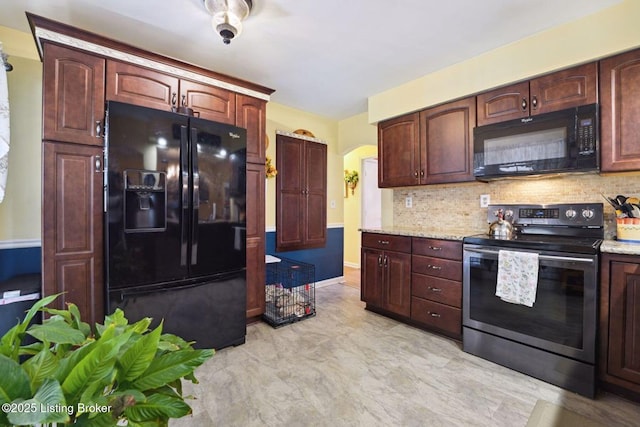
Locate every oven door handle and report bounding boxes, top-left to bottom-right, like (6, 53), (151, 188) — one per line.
(464, 247), (594, 264)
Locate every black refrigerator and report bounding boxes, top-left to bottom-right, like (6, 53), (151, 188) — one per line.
(105, 101), (247, 350)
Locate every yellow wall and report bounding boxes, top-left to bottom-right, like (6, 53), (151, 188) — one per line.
(368, 0), (640, 123)
(265, 102), (341, 230)
(343, 145), (378, 267)
(0, 30), (42, 243)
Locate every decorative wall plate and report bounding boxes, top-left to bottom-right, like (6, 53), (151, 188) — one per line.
(293, 129), (315, 138)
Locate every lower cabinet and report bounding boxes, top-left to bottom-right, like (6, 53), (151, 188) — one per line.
(42, 142), (104, 326)
(360, 233), (463, 340)
(600, 253), (640, 401)
(410, 238), (462, 339)
(361, 233), (411, 317)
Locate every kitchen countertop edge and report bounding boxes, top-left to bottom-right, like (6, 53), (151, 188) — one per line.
(600, 239), (640, 256)
(360, 228), (482, 241)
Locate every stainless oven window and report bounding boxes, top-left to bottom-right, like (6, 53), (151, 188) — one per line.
(463, 246), (597, 363)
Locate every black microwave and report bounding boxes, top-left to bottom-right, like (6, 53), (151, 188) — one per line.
(473, 103), (598, 180)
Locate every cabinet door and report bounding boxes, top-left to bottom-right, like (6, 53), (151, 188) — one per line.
(236, 94), (266, 164)
(608, 261), (640, 387)
(43, 43), (105, 146)
(378, 113), (420, 187)
(304, 141), (327, 248)
(42, 142), (104, 326)
(276, 136), (304, 250)
(419, 97), (475, 184)
(383, 251), (411, 317)
(361, 248), (383, 307)
(600, 48), (640, 172)
(180, 80), (235, 124)
(245, 163), (266, 319)
(529, 62), (597, 115)
(106, 60), (178, 111)
(476, 81), (529, 126)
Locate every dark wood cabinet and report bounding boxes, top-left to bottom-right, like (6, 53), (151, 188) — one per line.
(42, 142), (104, 325)
(361, 233), (411, 317)
(275, 134), (327, 251)
(245, 163), (266, 320)
(378, 113), (420, 187)
(419, 96), (475, 184)
(180, 79), (235, 124)
(410, 238), (462, 339)
(600, 48), (640, 172)
(477, 62), (597, 126)
(106, 60), (178, 111)
(43, 43), (105, 146)
(600, 253), (640, 401)
(236, 94), (266, 164)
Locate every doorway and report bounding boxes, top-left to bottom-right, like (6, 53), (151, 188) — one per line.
(361, 157), (381, 229)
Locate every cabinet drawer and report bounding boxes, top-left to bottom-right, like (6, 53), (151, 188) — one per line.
(411, 297), (461, 337)
(412, 238), (462, 260)
(412, 274), (461, 308)
(412, 255), (462, 281)
(362, 233), (411, 253)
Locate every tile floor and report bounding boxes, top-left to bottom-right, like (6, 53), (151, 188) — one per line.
(171, 273), (640, 427)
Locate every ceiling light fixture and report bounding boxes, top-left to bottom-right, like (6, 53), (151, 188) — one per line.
(203, 0), (253, 45)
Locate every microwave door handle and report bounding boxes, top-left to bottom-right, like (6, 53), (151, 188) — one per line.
(464, 247), (593, 264)
(180, 125), (189, 267)
(190, 127), (200, 266)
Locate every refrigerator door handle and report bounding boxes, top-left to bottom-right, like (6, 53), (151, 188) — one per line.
(190, 127), (200, 265)
(180, 125), (189, 267)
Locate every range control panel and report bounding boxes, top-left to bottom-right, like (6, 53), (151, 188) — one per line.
(487, 203), (604, 227)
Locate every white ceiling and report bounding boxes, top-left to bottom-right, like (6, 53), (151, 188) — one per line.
(0, 0), (622, 120)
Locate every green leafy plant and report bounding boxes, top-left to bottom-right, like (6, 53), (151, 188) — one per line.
(344, 169), (359, 196)
(0, 294), (213, 426)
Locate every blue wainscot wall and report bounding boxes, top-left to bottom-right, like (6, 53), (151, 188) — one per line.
(0, 242), (41, 282)
(265, 226), (344, 284)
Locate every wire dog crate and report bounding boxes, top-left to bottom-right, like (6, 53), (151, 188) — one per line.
(264, 257), (316, 327)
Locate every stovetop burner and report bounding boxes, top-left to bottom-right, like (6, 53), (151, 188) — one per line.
(464, 203), (605, 254)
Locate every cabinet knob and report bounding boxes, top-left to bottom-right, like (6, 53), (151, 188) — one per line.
(428, 265), (442, 270)
(414, 170), (419, 178)
(378, 254), (383, 267)
(171, 92), (177, 107)
(94, 155), (102, 173)
(427, 286), (442, 293)
(429, 246), (442, 251)
(521, 98), (528, 111)
(531, 95), (538, 110)
(181, 94), (188, 107)
(420, 170), (425, 177)
(428, 311), (441, 318)
(378, 240), (390, 245)
(95, 121), (102, 137)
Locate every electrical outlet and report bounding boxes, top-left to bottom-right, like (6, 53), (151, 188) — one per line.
(405, 196), (413, 208)
(480, 194), (490, 208)
(330, 199), (336, 209)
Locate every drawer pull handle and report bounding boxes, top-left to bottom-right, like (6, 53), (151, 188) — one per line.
(428, 286), (442, 292)
(428, 311), (441, 318)
(429, 246), (442, 251)
(428, 265), (442, 270)
(378, 240), (390, 245)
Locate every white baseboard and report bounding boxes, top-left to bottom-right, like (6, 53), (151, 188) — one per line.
(343, 262), (360, 269)
(315, 276), (345, 288)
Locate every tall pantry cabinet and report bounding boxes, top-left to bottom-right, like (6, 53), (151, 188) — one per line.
(31, 14), (273, 324)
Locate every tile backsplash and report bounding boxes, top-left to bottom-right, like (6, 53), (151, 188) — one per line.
(393, 172), (640, 239)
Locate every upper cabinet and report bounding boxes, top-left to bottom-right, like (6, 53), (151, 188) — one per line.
(106, 61), (236, 124)
(600, 48), (640, 172)
(477, 62), (597, 126)
(419, 96), (475, 184)
(378, 113), (420, 187)
(378, 96), (475, 187)
(236, 94), (267, 164)
(43, 43), (105, 146)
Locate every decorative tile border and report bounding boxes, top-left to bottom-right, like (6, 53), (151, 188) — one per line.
(34, 27), (271, 102)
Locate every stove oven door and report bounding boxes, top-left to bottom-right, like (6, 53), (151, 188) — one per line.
(462, 244), (597, 363)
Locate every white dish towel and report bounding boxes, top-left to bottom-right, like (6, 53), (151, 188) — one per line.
(495, 249), (539, 307)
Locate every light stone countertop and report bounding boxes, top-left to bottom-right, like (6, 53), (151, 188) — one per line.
(360, 227), (484, 242)
(361, 228), (640, 256)
(600, 239), (640, 255)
